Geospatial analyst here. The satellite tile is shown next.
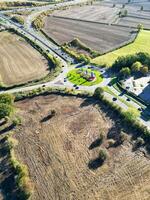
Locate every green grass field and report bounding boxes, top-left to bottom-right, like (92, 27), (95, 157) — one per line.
(92, 30), (150, 67)
(67, 68), (103, 86)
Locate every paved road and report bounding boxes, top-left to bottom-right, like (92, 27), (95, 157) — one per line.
(0, 0), (150, 129)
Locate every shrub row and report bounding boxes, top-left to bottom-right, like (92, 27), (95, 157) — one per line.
(11, 15), (24, 25)
(32, 10), (53, 30)
(4, 135), (33, 199)
(69, 38), (100, 58)
(0, 1), (48, 9)
(61, 45), (91, 63)
(93, 87), (150, 143)
(14, 86), (92, 101)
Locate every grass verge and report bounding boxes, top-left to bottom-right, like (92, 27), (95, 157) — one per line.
(67, 68), (103, 86)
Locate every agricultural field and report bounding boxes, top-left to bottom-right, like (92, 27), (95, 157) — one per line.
(43, 16), (135, 53)
(0, 31), (48, 86)
(9, 94), (150, 200)
(93, 30), (150, 67)
(52, 2), (119, 24)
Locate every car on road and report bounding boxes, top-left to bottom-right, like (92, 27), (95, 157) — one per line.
(73, 84), (77, 87)
(138, 107), (143, 112)
(75, 86), (79, 89)
(126, 98), (130, 101)
(112, 97), (117, 101)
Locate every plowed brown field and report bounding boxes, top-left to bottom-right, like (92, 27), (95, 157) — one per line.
(0, 31), (48, 86)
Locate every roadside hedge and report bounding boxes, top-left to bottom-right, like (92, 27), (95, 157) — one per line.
(93, 87), (150, 143)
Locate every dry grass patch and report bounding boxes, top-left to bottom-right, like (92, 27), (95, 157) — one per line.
(12, 95), (150, 200)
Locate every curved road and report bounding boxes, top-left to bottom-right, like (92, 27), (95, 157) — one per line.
(0, 0), (150, 129)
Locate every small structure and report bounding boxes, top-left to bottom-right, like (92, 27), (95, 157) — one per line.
(88, 71), (96, 81)
(77, 68), (96, 81)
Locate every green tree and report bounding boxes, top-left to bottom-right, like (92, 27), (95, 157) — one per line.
(0, 103), (14, 120)
(0, 93), (14, 105)
(119, 67), (131, 79)
(94, 87), (104, 99)
(140, 66), (148, 75)
(131, 61), (142, 73)
(123, 108), (140, 122)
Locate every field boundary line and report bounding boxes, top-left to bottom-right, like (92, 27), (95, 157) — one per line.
(52, 15), (138, 29)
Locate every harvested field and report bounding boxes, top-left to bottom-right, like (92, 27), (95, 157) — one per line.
(43, 16), (134, 53)
(12, 94), (150, 200)
(118, 16), (150, 29)
(52, 3), (119, 24)
(0, 31), (48, 86)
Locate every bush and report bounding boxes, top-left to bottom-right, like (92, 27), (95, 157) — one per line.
(0, 103), (14, 120)
(119, 67), (131, 79)
(0, 93), (14, 105)
(12, 116), (22, 126)
(93, 87), (104, 99)
(131, 61), (142, 72)
(119, 132), (128, 144)
(140, 66), (148, 75)
(111, 52), (150, 74)
(99, 132), (104, 142)
(107, 139), (115, 147)
(99, 148), (108, 161)
(135, 137), (144, 147)
(11, 15), (24, 25)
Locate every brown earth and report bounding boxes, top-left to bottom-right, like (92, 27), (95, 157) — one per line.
(11, 94), (150, 200)
(0, 31), (49, 86)
(52, 3), (119, 24)
(43, 16), (134, 53)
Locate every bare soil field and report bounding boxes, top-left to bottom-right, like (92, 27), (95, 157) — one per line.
(12, 94), (150, 200)
(0, 31), (48, 86)
(43, 17), (134, 53)
(52, 3), (119, 24)
(118, 16), (150, 29)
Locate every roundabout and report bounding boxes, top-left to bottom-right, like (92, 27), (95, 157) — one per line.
(67, 68), (103, 86)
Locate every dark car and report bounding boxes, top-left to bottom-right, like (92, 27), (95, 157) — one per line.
(73, 84), (77, 87)
(75, 86), (79, 90)
(112, 97), (117, 101)
(138, 107), (143, 112)
(126, 98), (130, 101)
